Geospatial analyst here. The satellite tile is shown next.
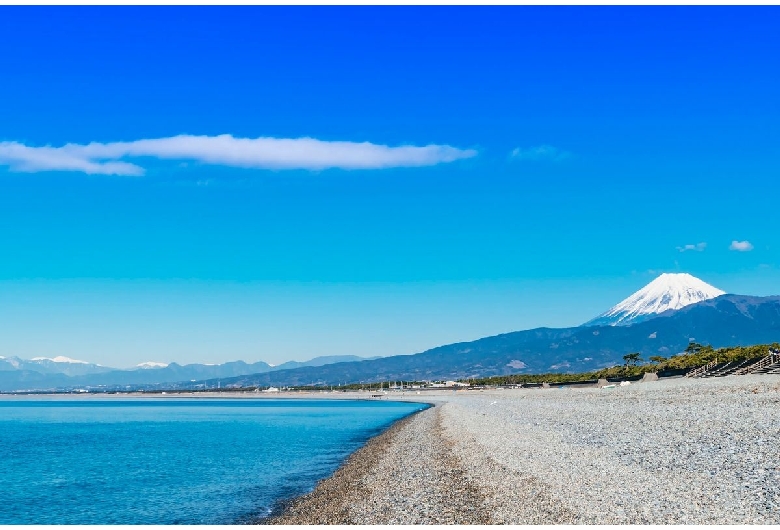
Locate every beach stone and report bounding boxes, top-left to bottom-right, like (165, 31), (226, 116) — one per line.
(262, 374), (780, 525)
(265, 406), (491, 524)
(641, 372), (659, 382)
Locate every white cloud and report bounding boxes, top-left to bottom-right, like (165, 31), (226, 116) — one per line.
(0, 134), (477, 176)
(676, 242), (707, 253)
(510, 144), (570, 162)
(729, 240), (754, 252)
(0, 142), (144, 176)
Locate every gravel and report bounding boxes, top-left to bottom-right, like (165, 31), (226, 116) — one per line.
(266, 405), (490, 524)
(263, 375), (780, 524)
(441, 374), (780, 524)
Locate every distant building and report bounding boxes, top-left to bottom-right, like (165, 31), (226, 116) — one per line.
(445, 381), (469, 387)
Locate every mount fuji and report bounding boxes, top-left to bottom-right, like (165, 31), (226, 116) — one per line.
(584, 273), (726, 327)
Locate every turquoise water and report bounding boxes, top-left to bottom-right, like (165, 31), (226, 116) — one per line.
(0, 397), (427, 524)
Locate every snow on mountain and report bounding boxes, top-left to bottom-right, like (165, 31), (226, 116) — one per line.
(584, 272), (726, 327)
(30, 356), (92, 365)
(1, 357), (21, 369)
(6, 356), (113, 377)
(136, 361), (169, 369)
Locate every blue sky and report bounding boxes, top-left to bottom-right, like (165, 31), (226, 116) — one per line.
(1, 7), (778, 367)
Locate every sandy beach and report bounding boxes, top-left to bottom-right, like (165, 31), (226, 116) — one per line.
(265, 375), (780, 524)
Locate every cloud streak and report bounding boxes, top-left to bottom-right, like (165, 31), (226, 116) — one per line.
(677, 242), (707, 252)
(729, 240), (754, 252)
(0, 135), (477, 176)
(510, 144), (570, 162)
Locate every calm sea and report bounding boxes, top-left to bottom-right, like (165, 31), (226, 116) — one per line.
(0, 397), (427, 524)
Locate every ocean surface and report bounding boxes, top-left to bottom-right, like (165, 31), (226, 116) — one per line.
(0, 396), (427, 524)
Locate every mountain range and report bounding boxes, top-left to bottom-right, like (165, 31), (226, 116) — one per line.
(2, 273), (779, 392)
(207, 292), (780, 388)
(0, 354), (375, 392)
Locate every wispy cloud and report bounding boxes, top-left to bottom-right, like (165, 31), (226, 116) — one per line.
(0, 135), (477, 176)
(676, 242), (707, 253)
(729, 240), (754, 252)
(510, 144), (570, 162)
(0, 142), (144, 176)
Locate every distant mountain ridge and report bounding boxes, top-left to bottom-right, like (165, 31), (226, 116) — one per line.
(2, 274), (779, 392)
(158, 295), (780, 386)
(184, 293), (780, 389)
(0, 356), (113, 377)
(0, 354), (376, 392)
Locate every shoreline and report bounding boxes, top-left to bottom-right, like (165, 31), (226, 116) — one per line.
(262, 402), (493, 525)
(7, 376), (779, 524)
(259, 375), (780, 525)
(260, 405), (433, 524)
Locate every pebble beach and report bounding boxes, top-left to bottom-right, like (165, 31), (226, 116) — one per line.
(266, 374), (780, 524)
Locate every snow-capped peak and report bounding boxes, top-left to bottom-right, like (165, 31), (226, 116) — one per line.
(585, 272), (726, 327)
(30, 355), (92, 365)
(136, 361), (169, 369)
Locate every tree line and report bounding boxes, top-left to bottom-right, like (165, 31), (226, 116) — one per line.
(465, 342), (780, 386)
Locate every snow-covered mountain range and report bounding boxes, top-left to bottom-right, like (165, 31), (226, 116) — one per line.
(0, 356), (112, 377)
(0, 354), (377, 391)
(584, 272), (726, 327)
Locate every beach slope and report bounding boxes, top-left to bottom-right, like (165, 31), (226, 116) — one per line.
(267, 375), (780, 524)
